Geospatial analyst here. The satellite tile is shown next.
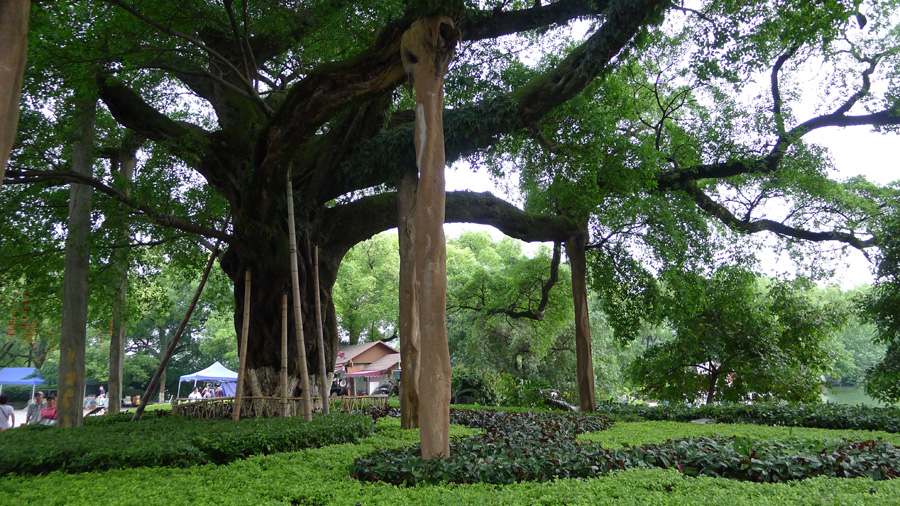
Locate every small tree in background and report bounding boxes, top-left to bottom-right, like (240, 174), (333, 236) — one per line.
(628, 267), (847, 404)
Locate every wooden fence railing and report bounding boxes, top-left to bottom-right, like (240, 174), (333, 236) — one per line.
(171, 395), (389, 419)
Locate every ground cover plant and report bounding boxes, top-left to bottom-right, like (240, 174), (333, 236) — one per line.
(350, 409), (900, 486)
(5, 417), (900, 506)
(0, 411), (372, 476)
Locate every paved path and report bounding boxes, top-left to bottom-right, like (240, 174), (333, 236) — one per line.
(11, 407), (97, 427)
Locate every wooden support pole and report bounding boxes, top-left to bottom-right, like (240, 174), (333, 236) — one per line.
(233, 269), (252, 421)
(313, 245), (330, 414)
(287, 167), (313, 421)
(132, 227), (227, 422)
(281, 293), (289, 417)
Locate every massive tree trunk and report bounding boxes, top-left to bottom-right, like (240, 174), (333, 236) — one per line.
(0, 0), (29, 184)
(401, 17), (459, 459)
(566, 227), (597, 412)
(220, 226), (339, 400)
(57, 95), (96, 428)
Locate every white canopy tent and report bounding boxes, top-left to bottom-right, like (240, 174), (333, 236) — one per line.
(176, 361), (237, 399)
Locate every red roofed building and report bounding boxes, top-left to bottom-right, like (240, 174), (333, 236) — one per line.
(334, 341), (400, 396)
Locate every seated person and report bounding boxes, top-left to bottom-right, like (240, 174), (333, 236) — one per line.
(39, 394), (57, 426)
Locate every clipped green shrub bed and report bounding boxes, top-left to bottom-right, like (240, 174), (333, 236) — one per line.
(6, 418), (900, 505)
(0, 411), (373, 476)
(596, 402), (900, 432)
(351, 409), (900, 486)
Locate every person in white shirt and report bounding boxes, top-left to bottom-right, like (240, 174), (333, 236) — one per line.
(188, 387), (202, 401)
(0, 395), (15, 430)
(24, 391), (45, 425)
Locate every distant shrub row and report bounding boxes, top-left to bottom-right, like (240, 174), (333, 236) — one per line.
(594, 402), (900, 432)
(0, 411), (373, 476)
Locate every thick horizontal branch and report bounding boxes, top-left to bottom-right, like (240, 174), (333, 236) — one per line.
(97, 78), (209, 160)
(461, 0), (611, 41)
(3, 169), (231, 243)
(682, 182), (876, 250)
(659, 111), (900, 187)
(320, 190), (580, 258)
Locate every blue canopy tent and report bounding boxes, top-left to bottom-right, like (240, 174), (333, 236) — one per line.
(176, 361), (237, 399)
(0, 367), (46, 399)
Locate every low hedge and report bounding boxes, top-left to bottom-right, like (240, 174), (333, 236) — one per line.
(596, 402), (900, 432)
(0, 411), (373, 476)
(5, 419), (900, 505)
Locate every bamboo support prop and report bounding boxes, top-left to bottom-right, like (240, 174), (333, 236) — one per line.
(313, 245), (330, 414)
(172, 395), (389, 419)
(132, 222), (228, 422)
(233, 269), (252, 420)
(286, 166), (313, 421)
(281, 293), (289, 416)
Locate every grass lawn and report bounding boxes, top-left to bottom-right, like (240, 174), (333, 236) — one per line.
(4, 417), (900, 505)
(823, 385), (900, 407)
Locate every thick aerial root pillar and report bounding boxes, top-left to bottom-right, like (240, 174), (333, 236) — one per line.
(400, 17), (459, 459)
(566, 229), (597, 412)
(398, 168), (420, 429)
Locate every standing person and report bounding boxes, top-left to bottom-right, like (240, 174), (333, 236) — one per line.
(0, 395), (14, 430)
(188, 388), (202, 401)
(24, 391), (45, 426)
(38, 394), (57, 426)
(99, 385), (105, 396)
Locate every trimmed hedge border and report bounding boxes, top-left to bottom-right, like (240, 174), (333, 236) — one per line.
(5, 418), (900, 505)
(0, 411), (373, 476)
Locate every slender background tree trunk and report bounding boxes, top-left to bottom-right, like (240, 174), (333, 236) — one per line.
(57, 95), (96, 427)
(108, 139), (138, 415)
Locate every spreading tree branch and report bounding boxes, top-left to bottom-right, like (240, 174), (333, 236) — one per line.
(2, 169), (231, 243)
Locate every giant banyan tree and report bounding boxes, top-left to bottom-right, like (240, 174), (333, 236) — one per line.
(82, 0), (665, 406)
